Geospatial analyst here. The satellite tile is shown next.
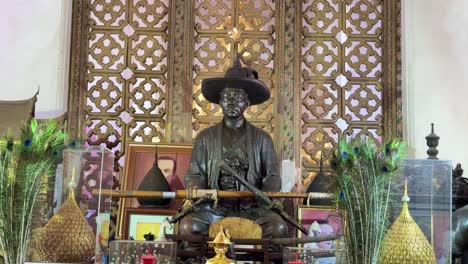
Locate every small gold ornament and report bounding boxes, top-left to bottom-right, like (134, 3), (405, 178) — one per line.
(206, 225), (235, 264)
(378, 179), (436, 264)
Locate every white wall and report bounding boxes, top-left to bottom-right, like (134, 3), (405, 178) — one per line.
(403, 0), (468, 167)
(0, 0), (72, 118)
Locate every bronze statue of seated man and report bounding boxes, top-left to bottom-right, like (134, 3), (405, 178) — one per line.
(178, 57), (288, 246)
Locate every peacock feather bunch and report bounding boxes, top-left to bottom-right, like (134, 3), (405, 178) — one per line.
(329, 137), (406, 264)
(0, 119), (67, 264)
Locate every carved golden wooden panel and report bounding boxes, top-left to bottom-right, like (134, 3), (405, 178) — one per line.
(84, 0), (170, 171)
(192, 0), (276, 139)
(344, 0), (382, 36)
(300, 0), (388, 184)
(301, 81), (340, 121)
(302, 0), (340, 35)
(302, 39), (340, 79)
(195, 0), (233, 31)
(343, 82), (382, 123)
(88, 31), (127, 71)
(130, 0), (169, 29)
(89, 0), (127, 28)
(69, 0), (401, 238)
(344, 40), (382, 80)
(70, 0), (401, 213)
(87, 74), (124, 114)
(238, 0), (275, 32)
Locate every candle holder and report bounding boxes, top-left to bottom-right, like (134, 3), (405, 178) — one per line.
(141, 247), (157, 264)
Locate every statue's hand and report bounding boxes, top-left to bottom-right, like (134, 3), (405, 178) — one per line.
(219, 174), (237, 190)
(268, 198), (284, 211)
(182, 199), (194, 211)
(224, 157), (241, 171)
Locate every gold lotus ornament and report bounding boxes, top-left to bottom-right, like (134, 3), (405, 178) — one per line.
(378, 180), (436, 264)
(36, 185), (95, 262)
(206, 226), (235, 264)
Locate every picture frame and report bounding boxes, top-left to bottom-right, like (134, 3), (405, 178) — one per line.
(117, 143), (193, 238)
(122, 208), (178, 240)
(297, 206), (342, 252)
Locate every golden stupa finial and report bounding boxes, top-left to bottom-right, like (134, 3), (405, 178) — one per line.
(403, 178), (410, 202)
(206, 226), (235, 264)
(378, 177), (436, 264)
(64, 167), (79, 204)
(36, 166), (95, 262)
(68, 167), (76, 195)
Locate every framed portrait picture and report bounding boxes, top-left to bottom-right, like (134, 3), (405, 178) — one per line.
(123, 208), (178, 240)
(117, 143), (192, 238)
(297, 206), (342, 252)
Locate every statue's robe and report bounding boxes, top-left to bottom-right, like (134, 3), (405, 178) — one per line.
(185, 120), (281, 192)
(179, 120), (288, 240)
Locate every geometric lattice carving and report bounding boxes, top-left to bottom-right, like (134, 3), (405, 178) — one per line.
(85, 118), (124, 159)
(82, 1), (169, 240)
(194, 36), (232, 74)
(128, 76), (166, 116)
(343, 82), (382, 123)
(195, 0), (233, 31)
(90, 0), (127, 28)
(302, 39), (340, 79)
(85, 0), (169, 171)
(302, 81), (340, 121)
(192, 0), (276, 138)
(302, 0), (340, 35)
(87, 75), (124, 114)
(302, 124), (339, 173)
(238, 0), (275, 32)
(70, 0), (400, 239)
(130, 0), (169, 29)
(127, 119), (165, 143)
(88, 32), (127, 71)
(129, 33), (168, 72)
(344, 126), (383, 144)
(344, 0), (382, 36)
(301, 0), (385, 184)
(344, 40), (382, 79)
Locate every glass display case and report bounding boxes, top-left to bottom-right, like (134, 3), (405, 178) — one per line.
(108, 240), (177, 264)
(394, 159), (452, 264)
(283, 247), (345, 264)
(62, 146), (114, 263)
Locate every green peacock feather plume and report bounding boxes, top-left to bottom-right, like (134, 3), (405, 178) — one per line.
(329, 137), (406, 264)
(0, 119), (67, 264)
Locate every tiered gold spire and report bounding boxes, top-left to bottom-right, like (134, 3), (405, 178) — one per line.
(36, 171), (95, 262)
(378, 179), (436, 264)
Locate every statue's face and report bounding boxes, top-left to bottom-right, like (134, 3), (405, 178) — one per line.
(219, 88), (250, 119)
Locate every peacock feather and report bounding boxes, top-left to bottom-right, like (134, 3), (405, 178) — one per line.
(329, 137), (406, 264)
(0, 119), (67, 264)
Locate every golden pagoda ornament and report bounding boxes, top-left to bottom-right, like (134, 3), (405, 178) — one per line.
(206, 225), (235, 264)
(36, 173), (95, 262)
(378, 179), (436, 264)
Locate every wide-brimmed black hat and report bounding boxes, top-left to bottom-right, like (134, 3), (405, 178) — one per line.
(201, 56), (270, 105)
